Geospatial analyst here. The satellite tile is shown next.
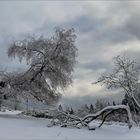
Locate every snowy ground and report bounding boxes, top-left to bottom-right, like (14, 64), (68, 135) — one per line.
(0, 110), (140, 139)
(0, 109), (22, 115)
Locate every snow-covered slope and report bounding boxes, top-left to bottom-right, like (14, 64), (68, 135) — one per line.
(0, 116), (140, 140)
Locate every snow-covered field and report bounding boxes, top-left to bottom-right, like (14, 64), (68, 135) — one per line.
(0, 109), (22, 115)
(0, 110), (140, 140)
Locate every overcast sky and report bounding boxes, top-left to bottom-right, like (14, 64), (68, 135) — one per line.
(1, 1), (140, 107)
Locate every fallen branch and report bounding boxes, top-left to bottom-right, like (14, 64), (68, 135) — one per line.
(49, 104), (135, 130)
(98, 110), (115, 128)
(82, 104), (134, 129)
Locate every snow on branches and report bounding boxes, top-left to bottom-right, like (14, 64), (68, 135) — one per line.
(3, 28), (78, 104)
(49, 104), (134, 130)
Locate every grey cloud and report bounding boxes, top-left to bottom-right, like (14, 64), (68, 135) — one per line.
(62, 3), (140, 49)
(121, 14), (140, 40)
(79, 61), (112, 71)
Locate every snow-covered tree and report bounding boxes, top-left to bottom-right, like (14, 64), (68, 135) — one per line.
(94, 56), (140, 123)
(6, 28), (77, 104)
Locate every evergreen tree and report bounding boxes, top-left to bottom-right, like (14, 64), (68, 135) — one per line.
(90, 104), (94, 113)
(113, 101), (116, 106)
(58, 104), (63, 111)
(70, 107), (74, 114)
